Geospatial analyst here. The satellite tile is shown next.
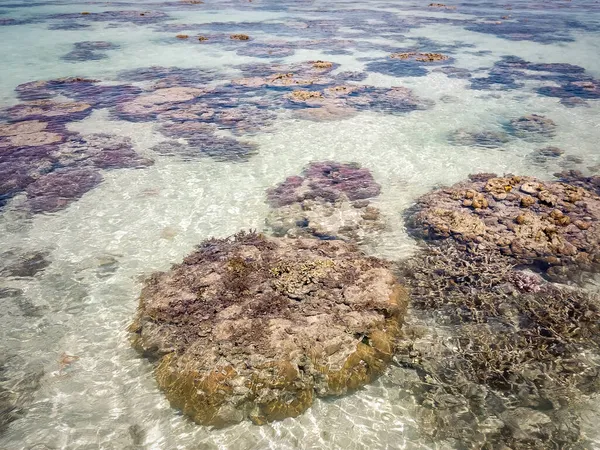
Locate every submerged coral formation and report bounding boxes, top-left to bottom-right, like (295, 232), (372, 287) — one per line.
(448, 129), (511, 148)
(129, 231), (408, 427)
(25, 167), (103, 213)
(265, 161), (385, 242)
(507, 114), (557, 140)
(390, 52), (449, 62)
(405, 174), (600, 279)
(396, 242), (600, 448)
(61, 41), (119, 62)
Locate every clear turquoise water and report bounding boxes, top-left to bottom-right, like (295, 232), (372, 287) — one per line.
(0, 0), (599, 448)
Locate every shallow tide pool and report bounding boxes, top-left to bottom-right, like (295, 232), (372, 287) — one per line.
(1, 0), (600, 448)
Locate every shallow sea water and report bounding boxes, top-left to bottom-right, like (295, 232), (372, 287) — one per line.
(1, 0), (600, 448)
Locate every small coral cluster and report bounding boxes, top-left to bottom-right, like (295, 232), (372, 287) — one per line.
(62, 41), (119, 62)
(265, 161), (385, 243)
(390, 52), (449, 62)
(449, 114), (557, 149)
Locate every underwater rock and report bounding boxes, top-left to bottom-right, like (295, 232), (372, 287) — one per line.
(265, 161), (384, 242)
(395, 241), (600, 448)
(508, 114), (557, 139)
(129, 231), (407, 427)
(25, 167), (103, 213)
(448, 129), (511, 148)
(405, 174), (600, 279)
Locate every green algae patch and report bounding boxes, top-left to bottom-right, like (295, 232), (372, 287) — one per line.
(130, 231), (408, 427)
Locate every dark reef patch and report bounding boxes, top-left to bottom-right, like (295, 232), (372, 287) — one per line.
(51, 10), (170, 25)
(62, 41), (119, 62)
(25, 167), (103, 213)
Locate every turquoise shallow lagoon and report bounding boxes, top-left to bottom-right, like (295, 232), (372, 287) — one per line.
(0, 0), (599, 448)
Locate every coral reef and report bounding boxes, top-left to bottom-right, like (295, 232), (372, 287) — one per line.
(53, 134), (154, 169)
(2, 100), (92, 123)
(390, 52), (449, 62)
(0, 120), (65, 148)
(118, 66), (221, 87)
(114, 87), (209, 121)
(395, 241), (600, 448)
(236, 44), (294, 58)
(157, 122), (259, 161)
(25, 168), (103, 213)
(405, 174), (600, 280)
(51, 10), (170, 24)
(15, 77), (101, 101)
(62, 41), (119, 62)
(507, 114), (557, 140)
(265, 162), (385, 242)
(266, 161), (381, 208)
(432, 66), (472, 78)
(555, 170), (600, 197)
(152, 135), (258, 162)
(129, 231), (408, 427)
(284, 85), (431, 118)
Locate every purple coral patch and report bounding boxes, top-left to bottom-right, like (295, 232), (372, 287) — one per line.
(267, 161), (381, 208)
(25, 168), (103, 213)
